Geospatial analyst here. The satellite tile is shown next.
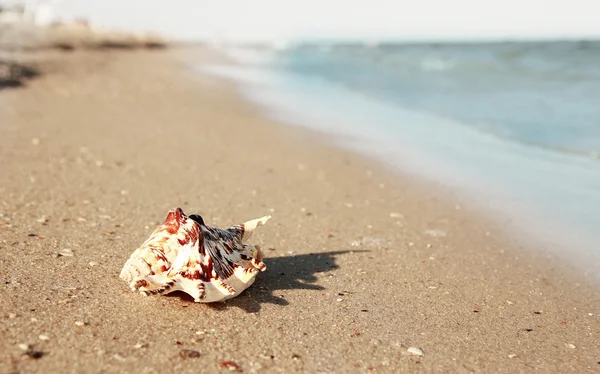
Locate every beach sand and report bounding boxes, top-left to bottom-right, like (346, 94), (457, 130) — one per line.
(1, 47), (599, 373)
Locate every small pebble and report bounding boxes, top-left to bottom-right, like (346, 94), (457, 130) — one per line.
(89, 261), (99, 267)
(31, 138), (40, 145)
(31, 318), (38, 322)
(58, 248), (74, 257)
(389, 212), (403, 219)
(38, 334), (49, 341)
(356, 237), (384, 247)
(179, 349), (201, 359)
(407, 347), (424, 356)
(508, 354), (517, 359)
(566, 343), (576, 349)
(18, 344), (29, 351)
(219, 360), (241, 371)
(424, 229), (447, 237)
(25, 349), (44, 359)
(8, 313), (17, 319)
(74, 321), (85, 327)
(336, 298), (343, 302)
(134, 343), (147, 349)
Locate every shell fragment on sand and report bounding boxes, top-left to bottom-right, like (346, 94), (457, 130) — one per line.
(407, 347), (424, 356)
(119, 207), (271, 303)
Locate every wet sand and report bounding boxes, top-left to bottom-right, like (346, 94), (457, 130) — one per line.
(1, 47), (599, 373)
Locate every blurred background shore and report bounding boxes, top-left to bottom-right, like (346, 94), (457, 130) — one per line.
(1, 2), (166, 88)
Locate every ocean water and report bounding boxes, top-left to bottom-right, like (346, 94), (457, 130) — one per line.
(198, 41), (600, 280)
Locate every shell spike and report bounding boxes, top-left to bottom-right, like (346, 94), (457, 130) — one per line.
(240, 215), (271, 242)
(188, 214), (205, 226)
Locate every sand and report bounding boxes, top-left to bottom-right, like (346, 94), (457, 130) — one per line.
(1, 47), (599, 373)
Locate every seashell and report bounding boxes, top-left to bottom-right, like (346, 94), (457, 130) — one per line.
(120, 207), (270, 303)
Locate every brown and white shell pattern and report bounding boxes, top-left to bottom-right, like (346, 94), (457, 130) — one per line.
(120, 207), (270, 303)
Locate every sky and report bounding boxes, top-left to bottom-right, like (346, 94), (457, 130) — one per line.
(5, 0), (600, 42)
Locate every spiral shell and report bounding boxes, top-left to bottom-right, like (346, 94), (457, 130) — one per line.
(120, 207), (270, 303)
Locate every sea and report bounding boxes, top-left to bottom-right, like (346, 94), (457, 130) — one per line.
(197, 40), (600, 281)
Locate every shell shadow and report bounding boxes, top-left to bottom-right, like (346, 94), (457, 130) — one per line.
(206, 250), (362, 313)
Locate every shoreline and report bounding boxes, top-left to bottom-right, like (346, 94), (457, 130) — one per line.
(196, 47), (600, 283)
(1, 47), (599, 373)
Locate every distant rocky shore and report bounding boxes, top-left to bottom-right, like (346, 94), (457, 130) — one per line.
(0, 20), (167, 88)
(0, 58), (38, 88)
(0, 21), (167, 52)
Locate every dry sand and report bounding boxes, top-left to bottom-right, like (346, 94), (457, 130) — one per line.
(1, 47), (599, 373)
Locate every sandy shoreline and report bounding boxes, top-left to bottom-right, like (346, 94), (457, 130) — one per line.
(1, 47), (599, 373)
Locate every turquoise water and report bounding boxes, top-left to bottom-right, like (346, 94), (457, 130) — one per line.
(273, 42), (600, 158)
(198, 41), (600, 280)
